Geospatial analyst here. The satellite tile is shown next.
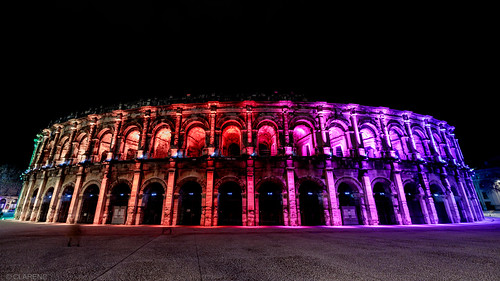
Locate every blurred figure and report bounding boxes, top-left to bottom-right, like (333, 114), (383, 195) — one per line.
(67, 224), (82, 247)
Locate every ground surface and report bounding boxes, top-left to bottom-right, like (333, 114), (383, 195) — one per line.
(1, 218), (499, 281)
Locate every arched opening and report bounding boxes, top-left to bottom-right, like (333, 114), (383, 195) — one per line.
(217, 182), (243, 226)
(360, 127), (379, 158)
(293, 124), (314, 156)
(412, 130), (427, 157)
(26, 188), (39, 220)
(75, 135), (89, 163)
(107, 183), (131, 224)
(329, 126), (348, 157)
(142, 183), (165, 225)
(78, 185), (99, 224)
(389, 128), (407, 160)
(57, 186), (74, 223)
(177, 182), (202, 225)
(337, 182), (362, 225)
(38, 188), (54, 222)
(186, 127), (206, 158)
(258, 182), (283, 225)
(404, 182), (425, 224)
(122, 130), (140, 160)
(257, 125), (278, 156)
(98, 132), (112, 162)
(153, 127), (171, 158)
(430, 184), (451, 224)
(373, 182), (396, 225)
(298, 181), (325, 226)
(451, 185), (466, 222)
(222, 125), (241, 157)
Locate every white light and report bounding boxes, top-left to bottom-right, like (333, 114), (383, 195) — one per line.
(267, 192), (273, 196)
(188, 192), (194, 196)
(151, 193), (157, 196)
(380, 192), (385, 196)
(307, 192), (313, 195)
(227, 192), (233, 195)
(345, 192), (350, 195)
(120, 193), (124, 196)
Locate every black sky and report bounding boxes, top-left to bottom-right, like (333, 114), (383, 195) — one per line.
(3, 1), (497, 170)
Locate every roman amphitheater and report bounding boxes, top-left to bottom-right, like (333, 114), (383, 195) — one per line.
(15, 93), (484, 226)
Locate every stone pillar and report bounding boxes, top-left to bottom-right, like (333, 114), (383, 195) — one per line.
(208, 106), (216, 155)
(283, 108), (292, 155)
(163, 160), (176, 225)
(83, 116), (98, 163)
(63, 122), (78, 164)
(403, 114), (420, 160)
(325, 167), (341, 225)
(173, 108), (182, 154)
(33, 131), (50, 168)
(418, 166), (438, 224)
(29, 171), (48, 221)
(126, 162), (143, 225)
(246, 106), (254, 155)
(204, 165), (215, 226)
(46, 170), (65, 222)
(440, 168), (461, 223)
(94, 163), (111, 224)
(109, 113), (123, 160)
(29, 134), (43, 168)
(137, 111), (151, 159)
(317, 109), (330, 155)
(360, 170), (379, 225)
(285, 166), (298, 226)
(378, 113), (395, 158)
(424, 120), (440, 158)
(66, 166), (85, 224)
(18, 176), (37, 221)
(47, 126), (63, 166)
(391, 163), (412, 225)
(349, 109), (364, 157)
(464, 175), (484, 220)
(246, 159), (255, 226)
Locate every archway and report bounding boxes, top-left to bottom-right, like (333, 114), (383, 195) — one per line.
(298, 181), (324, 226)
(26, 188), (39, 220)
(451, 185), (466, 222)
(258, 182), (283, 225)
(57, 186), (74, 223)
(372, 182), (396, 225)
(107, 183), (131, 224)
(177, 181), (202, 225)
(38, 188), (54, 222)
(218, 182), (242, 226)
(337, 182), (362, 225)
(142, 183), (165, 225)
(78, 185), (99, 224)
(404, 182), (425, 224)
(430, 184), (451, 224)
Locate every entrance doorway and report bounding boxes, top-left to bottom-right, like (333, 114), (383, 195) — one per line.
(338, 182), (361, 225)
(178, 182), (202, 225)
(78, 185), (99, 224)
(57, 186), (74, 223)
(404, 182), (425, 224)
(298, 181), (324, 226)
(38, 188), (54, 222)
(142, 183), (165, 225)
(430, 184), (451, 224)
(108, 183), (131, 224)
(258, 182), (283, 225)
(218, 182), (242, 226)
(373, 182), (396, 225)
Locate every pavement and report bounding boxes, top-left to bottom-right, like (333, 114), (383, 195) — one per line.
(0, 219), (499, 281)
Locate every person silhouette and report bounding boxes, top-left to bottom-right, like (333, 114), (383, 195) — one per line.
(67, 224), (82, 247)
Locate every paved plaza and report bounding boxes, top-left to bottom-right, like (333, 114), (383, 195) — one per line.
(0, 218), (499, 281)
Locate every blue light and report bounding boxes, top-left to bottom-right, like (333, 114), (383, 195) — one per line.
(344, 192), (350, 195)
(90, 194), (94, 197)
(120, 193), (124, 196)
(433, 193), (439, 197)
(307, 192), (313, 195)
(66, 194), (72, 198)
(48, 195), (52, 198)
(151, 193), (157, 196)
(227, 192), (233, 196)
(188, 192), (194, 196)
(380, 192), (385, 196)
(267, 192), (273, 196)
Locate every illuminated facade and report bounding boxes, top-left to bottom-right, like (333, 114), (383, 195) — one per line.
(15, 98), (484, 226)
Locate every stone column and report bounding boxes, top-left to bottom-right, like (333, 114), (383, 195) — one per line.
(93, 163), (111, 224)
(440, 168), (461, 223)
(172, 108), (182, 155)
(18, 176), (37, 221)
(33, 131), (50, 168)
(317, 109), (330, 155)
(29, 171), (48, 221)
(455, 173), (474, 222)
(246, 106), (254, 155)
(46, 169), (65, 222)
(126, 162), (143, 225)
(360, 170), (379, 225)
(83, 116), (98, 163)
(325, 167), (341, 225)
(204, 164), (215, 226)
(439, 123), (454, 160)
(418, 166), (438, 224)
(63, 122), (78, 164)
(137, 111), (151, 159)
(246, 158), (255, 226)
(403, 114), (419, 160)
(109, 113), (123, 160)
(391, 163), (412, 225)
(66, 166), (85, 224)
(47, 126), (63, 166)
(285, 165), (298, 226)
(163, 160), (176, 225)
(29, 134), (43, 168)
(283, 108), (292, 155)
(349, 109), (364, 157)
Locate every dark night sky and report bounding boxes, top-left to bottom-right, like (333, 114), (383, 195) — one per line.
(2, 1), (497, 170)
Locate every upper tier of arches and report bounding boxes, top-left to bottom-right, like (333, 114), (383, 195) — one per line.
(29, 101), (465, 168)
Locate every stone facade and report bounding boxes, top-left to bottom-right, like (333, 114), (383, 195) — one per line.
(15, 99), (484, 226)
